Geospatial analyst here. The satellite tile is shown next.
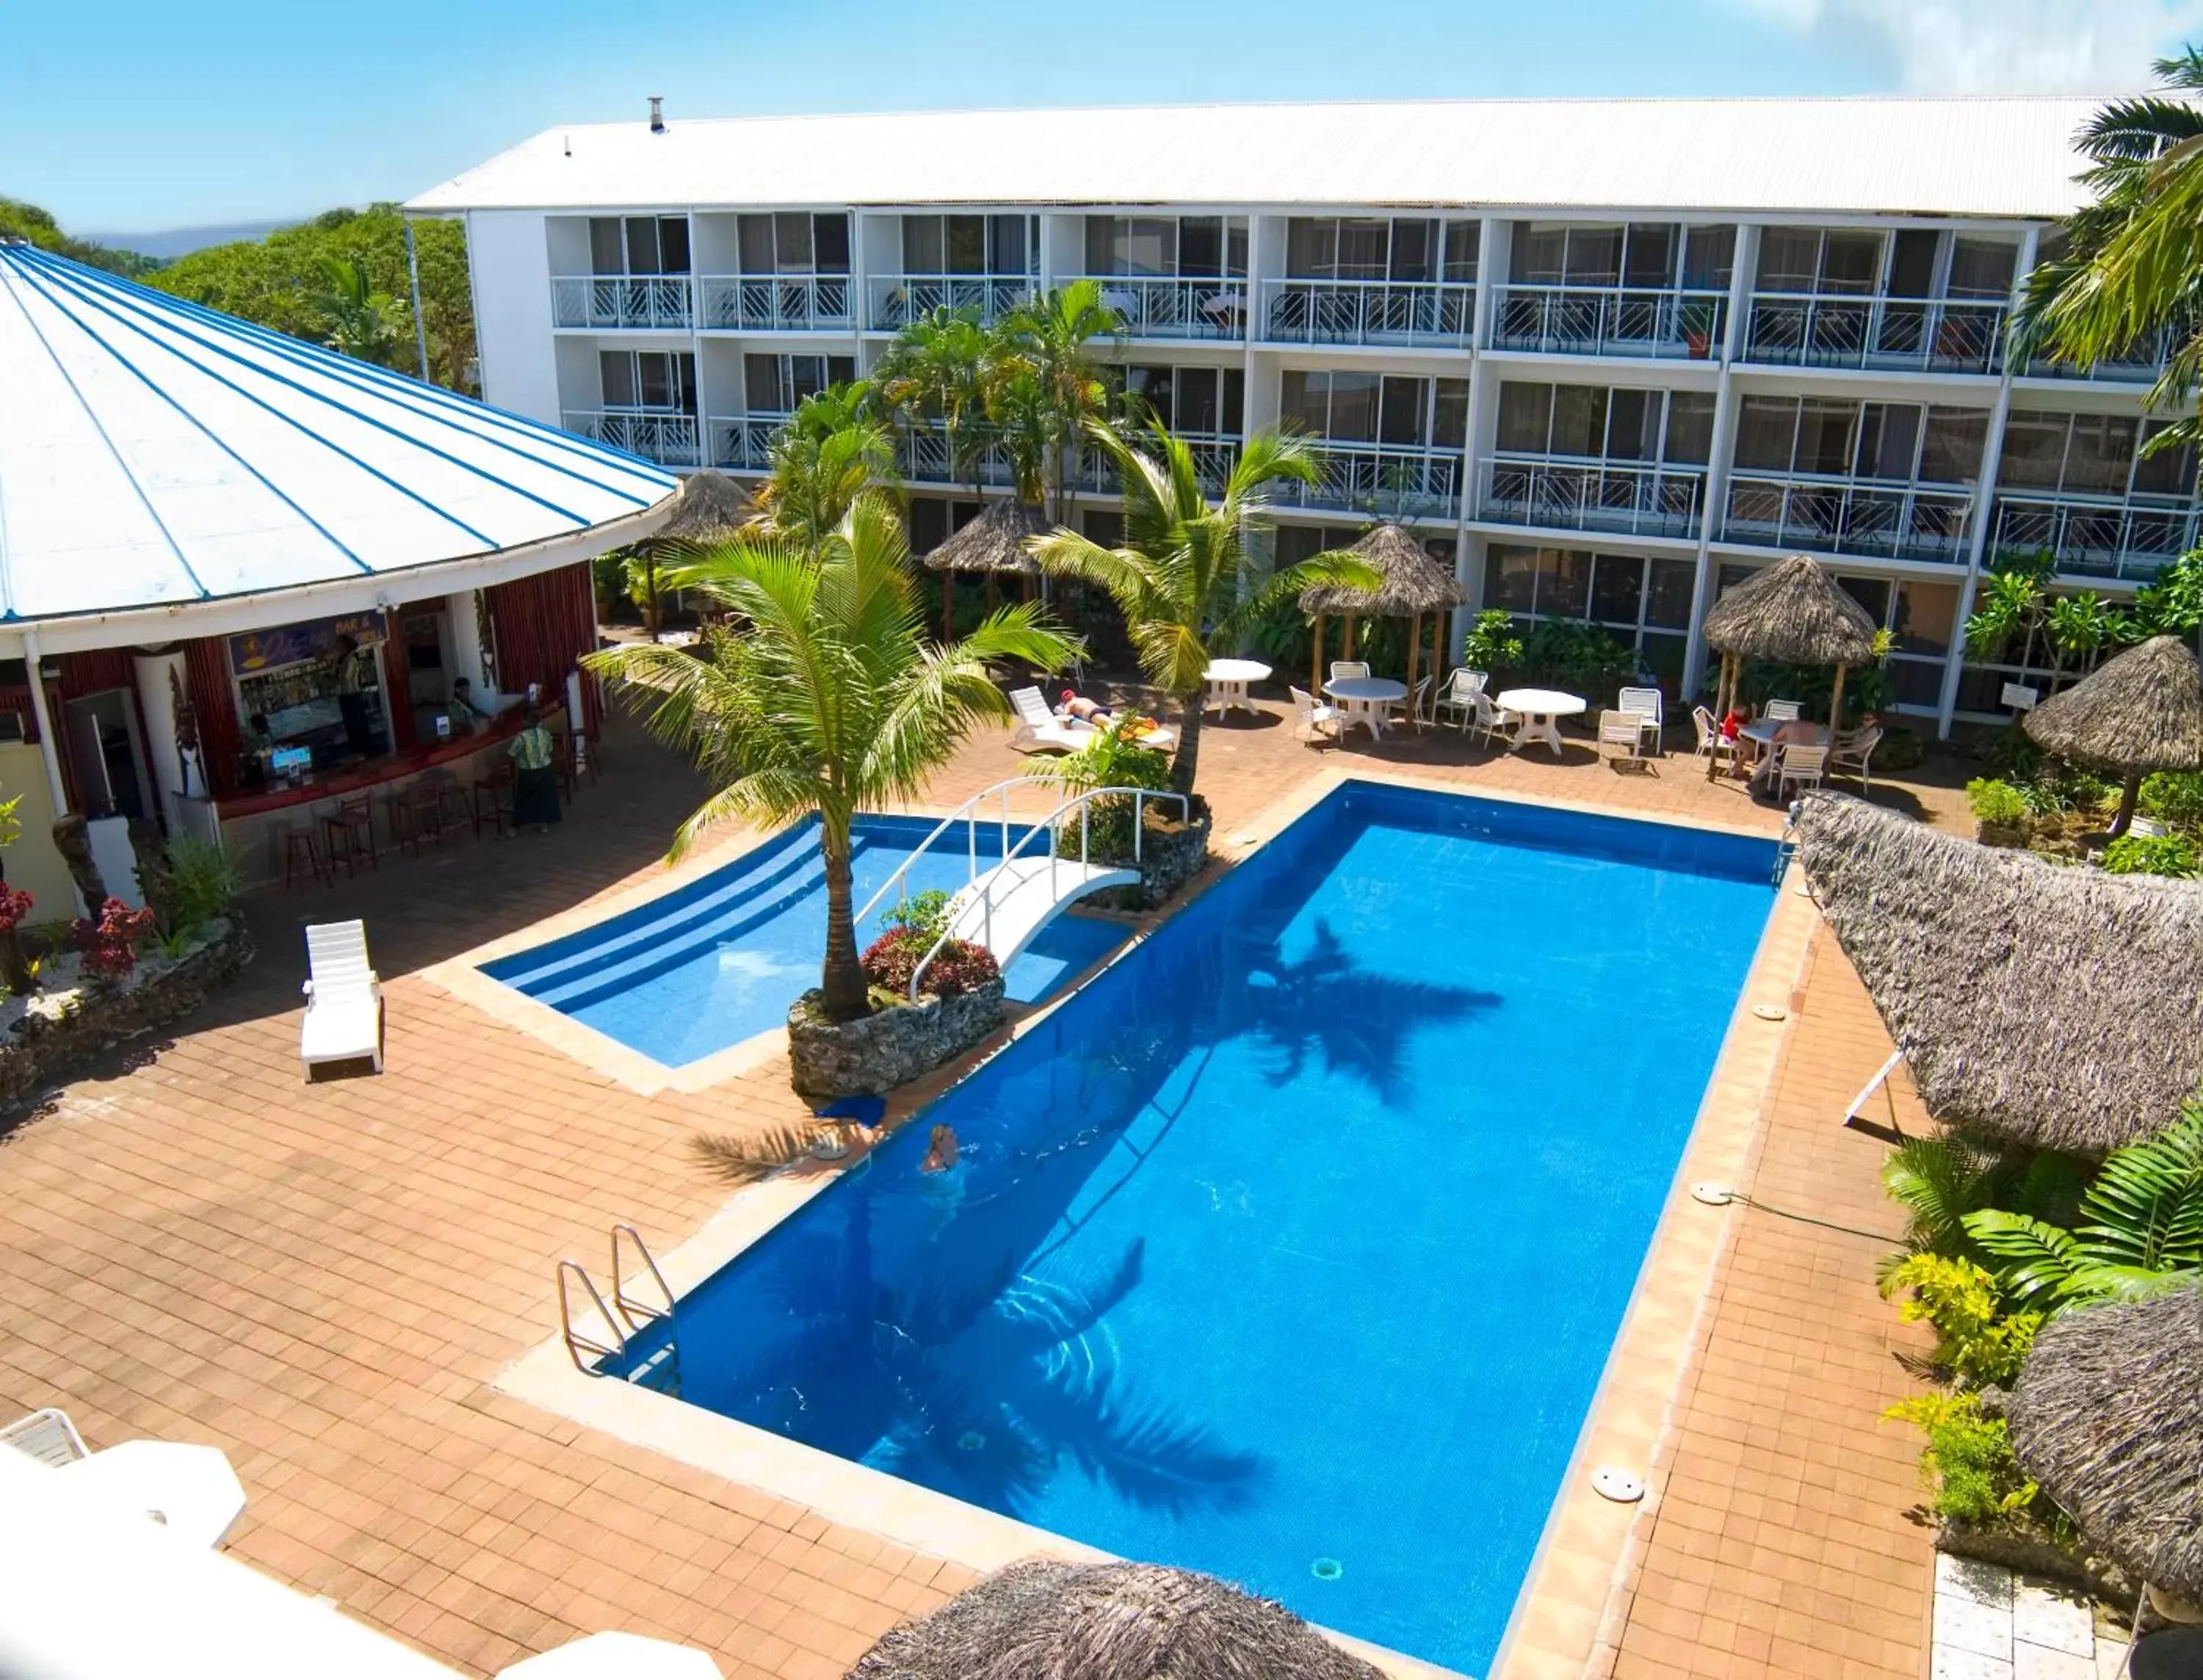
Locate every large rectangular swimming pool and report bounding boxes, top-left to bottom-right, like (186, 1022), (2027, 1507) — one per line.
(607, 783), (1779, 1673)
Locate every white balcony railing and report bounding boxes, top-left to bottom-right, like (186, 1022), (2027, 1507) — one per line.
(1741, 292), (2007, 375)
(2022, 324), (2177, 385)
(867, 274), (1036, 330)
(1069, 432), (1240, 498)
(709, 414), (784, 474)
(1068, 275), (1250, 341)
(1990, 493), (2201, 581)
(897, 423), (1019, 491)
(696, 274), (854, 332)
(1259, 279), (1475, 349)
(549, 275), (693, 331)
(563, 408), (701, 468)
(1278, 443), (1462, 519)
(1722, 474), (1972, 564)
(1478, 457), (1704, 539)
(1491, 286), (1729, 360)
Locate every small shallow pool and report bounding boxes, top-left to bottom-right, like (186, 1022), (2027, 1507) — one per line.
(604, 783), (1780, 1673)
(481, 814), (1129, 1068)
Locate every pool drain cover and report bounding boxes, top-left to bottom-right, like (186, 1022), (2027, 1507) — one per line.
(1310, 1558), (1343, 1582)
(1592, 1466), (1646, 1503)
(956, 1430), (986, 1452)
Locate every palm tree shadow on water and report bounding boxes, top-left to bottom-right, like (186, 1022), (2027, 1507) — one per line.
(671, 813), (1497, 1524)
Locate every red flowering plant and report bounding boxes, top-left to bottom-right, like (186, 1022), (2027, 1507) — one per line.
(0, 885), (32, 931)
(859, 924), (1002, 1001)
(71, 897), (158, 980)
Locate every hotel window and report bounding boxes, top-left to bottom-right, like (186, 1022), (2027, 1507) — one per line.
(1755, 228), (1883, 294)
(901, 213), (1033, 275)
(589, 215), (691, 276)
(1732, 396), (1986, 483)
(1084, 216), (1248, 278)
(1122, 365), (1245, 435)
(1284, 217), (1477, 282)
(598, 350), (695, 413)
(1281, 372), (1469, 449)
(1482, 543), (1697, 690)
(742, 353), (855, 413)
(1997, 410), (2196, 498)
(1494, 382), (1712, 464)
(735, 212), (850, 275)
(1508, 220), (1727, 291)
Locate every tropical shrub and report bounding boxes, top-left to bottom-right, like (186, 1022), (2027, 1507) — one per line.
(1966, 1104), (2203, 1308)
(2141, 768), (2203, 829)
(1883, 1254), (2042, 1387)
(1519, 619), (1634, 695)
(163, 833), (244, 935)
(1884, 1392), (2040, 1524)
(1881, 1134), (2086, 1273)
(2102, 832), (2200, 877)
(1040, 713), (1173, 797)
(1966, 778), (2030, 828)
(860, 925), (1001, 999)
(880, 889), (951, 944)
(1458, 609), (1524, 676)
(70, 897), (156, 979)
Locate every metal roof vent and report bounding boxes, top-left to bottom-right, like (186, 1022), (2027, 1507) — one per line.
(648, 96), (665, 134)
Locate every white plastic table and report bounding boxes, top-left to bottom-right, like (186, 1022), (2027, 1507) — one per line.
(1325, 676), (1408, 739)
(56, 1440), (247, 1548)
(1202, 659), (1271, 716)
(1737, 718), (1828, 781)
(1496, 687), (1588, 756)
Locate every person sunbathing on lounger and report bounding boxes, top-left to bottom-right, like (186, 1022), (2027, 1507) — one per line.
(1058, 690), (1113, 724)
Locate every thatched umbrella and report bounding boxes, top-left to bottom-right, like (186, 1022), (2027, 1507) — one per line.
(844, 1560), (1383, 1680)
(1794, 791), (2203, 1154)
(616, 471), (754, 639)
(1297, 524), (1467, 699)
(921, 499), (1048, 632)
(2022, 635), (2203, 839)
(1701, 554), (1879, 780)
(2008, 1287), (2203, 1604)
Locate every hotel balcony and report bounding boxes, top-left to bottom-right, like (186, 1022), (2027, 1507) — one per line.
(1740, 292), (2007, 376)
(1721, 474), (1973, 564)
(549, 275), (693, 332)
(1259, 280), (1474, 350)
(1477, 456), (1704, 540)
(1489, 286), (1729, 361)
(2021, 325), (2176, 385)
(1068, 432), (1240, 499)
(695, 274), (854, 333)
(1990, 493), (2201, 582)
(1279, 443), (1461, 520)
(867, 274), (1036, 331)
(562, 408), (701, 468)
(709, 415), (782, 474)
(896, 423), (1019, 491)
(1071, 276), (1249, 341)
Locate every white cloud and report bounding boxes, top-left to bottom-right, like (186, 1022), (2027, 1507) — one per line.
(1745, 0), (2203, 93)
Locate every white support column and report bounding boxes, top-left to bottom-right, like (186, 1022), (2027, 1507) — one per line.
(1682, 223), (1760, 700)
(20, 630), (68, 815)
(446, 589), (491, 697)
(131, 647), (197, 831)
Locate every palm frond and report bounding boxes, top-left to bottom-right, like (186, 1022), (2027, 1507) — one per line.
(689, 1124), (821, 1185)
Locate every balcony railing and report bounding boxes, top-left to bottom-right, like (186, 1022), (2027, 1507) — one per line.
(1069, 432), (1240, 498)
(1741, 292), (2007, 375)
(1478, 457), (1704, 540)
(1991, 493), (2201, 581)
(708, 414), (785, 474)
(1722, 474), (1973, 564)
(549, 275), (693, 331)
(897, 423), (1019, 491)
(1491, 286), (1729, 360)
(1277, 443), (1461, 519)
(696, 274), (854, 332)
(867, 274), (1035, 331)
(1069, 275), (1249, 341)
(563, 408), (701, 468)
(1259, 279), (1475, 349)
(2022, 325), (2176, 385)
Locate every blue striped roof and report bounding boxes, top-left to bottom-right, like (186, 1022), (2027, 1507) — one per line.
(0, 243), (675, 625)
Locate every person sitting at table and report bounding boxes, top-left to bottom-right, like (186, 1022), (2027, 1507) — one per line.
(448, 676), (491, 735)
(1058, 689), (1113, 725)
(1749, 716), (1821, 794)
(506, 706), (562, 832)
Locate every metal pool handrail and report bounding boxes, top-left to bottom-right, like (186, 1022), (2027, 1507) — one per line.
(906, 783), (1189, 1000)
(851, 775), (1050, 930)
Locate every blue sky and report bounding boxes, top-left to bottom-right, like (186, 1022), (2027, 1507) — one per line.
(5, 0), (2200, 232)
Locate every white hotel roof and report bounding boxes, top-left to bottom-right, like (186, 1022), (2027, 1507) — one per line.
(408, 95), (2105, 220)
(0, 243), (673, 644)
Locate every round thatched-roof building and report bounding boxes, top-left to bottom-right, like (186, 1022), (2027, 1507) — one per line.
(842, 1560), (1383, 1680)
(648, 470), (754, 548)
(1702, 554), (1880, 666)
(1793, 792), (2203, 1154)
(921, 499), (1047, 576)
(1297, 524), (1464, 697)
(2008, 1287), (2203, 1601)
(2024, 636), (2203, 836)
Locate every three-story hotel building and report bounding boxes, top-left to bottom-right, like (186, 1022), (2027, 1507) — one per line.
(408, 95), (2191, 734)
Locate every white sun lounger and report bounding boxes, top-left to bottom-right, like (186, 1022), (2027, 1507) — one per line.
(300, 920), (383, 1074)
(0, 1407), (89, 1467)
(1007, 685), (1095, 754)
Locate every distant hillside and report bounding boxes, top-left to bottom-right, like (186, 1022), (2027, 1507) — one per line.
(0, 198), (159, 275)
(82, 218), (300, 260)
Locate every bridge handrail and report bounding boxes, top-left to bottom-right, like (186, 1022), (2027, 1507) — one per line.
(851, 775), (1043, 931)
(908, 783), (1188, 1000)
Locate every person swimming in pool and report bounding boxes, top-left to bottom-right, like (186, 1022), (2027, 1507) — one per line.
(921, 1124), (960, 1173)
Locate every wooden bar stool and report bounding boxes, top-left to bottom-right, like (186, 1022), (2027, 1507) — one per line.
(322, 793), (377, 876)
(417, 769), (473, 844)
(281, 811), (333, 889)
(473, 758), (516, 838)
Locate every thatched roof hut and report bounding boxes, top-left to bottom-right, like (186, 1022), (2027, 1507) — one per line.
(648, 470), (753, 548)
(1701, 554), (1879, 666)
(843, 1560), (1383, 1680)
(1296, 524), (1465, 698)
(2008, 1288), (2203, 1600)
(1794, 792), (2203, 1154)
(2024, 636), (2203, 836)
(921, 499), (1046, 576)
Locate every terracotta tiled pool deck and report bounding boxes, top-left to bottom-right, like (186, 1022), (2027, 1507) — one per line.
(0, 699), (1957, 1679)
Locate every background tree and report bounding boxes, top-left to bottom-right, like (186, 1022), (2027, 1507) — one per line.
(585, 498), (1077, 1021)
(875, 308), (994, 500)
(316, 256), (405, 367)
(1032, 422), (1378, 797)
(997, 281), (1121, 525)
(748, 383), (900, 556)
(0, 198), (157, 275)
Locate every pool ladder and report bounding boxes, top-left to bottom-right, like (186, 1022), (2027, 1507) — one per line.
(557, 1223), (680, 1394)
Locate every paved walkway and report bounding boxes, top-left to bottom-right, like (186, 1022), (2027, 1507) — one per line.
(0, 696), (1973, 1679)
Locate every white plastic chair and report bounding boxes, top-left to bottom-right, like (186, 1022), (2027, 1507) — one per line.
(1618, 685), (1664, 755)
(1433, 668), (1486, 732)
(1830, 724), (1883, 791)
(1290, 685), (1339, 747)
(1469, 688), (1517, 749)
(1393, 674), (1433, 731)
(0, 1408), (89, 1467)
(1007, 685), (1092, 753)
(1599, 709), (1653, 765)
(1691, 704), (1734, 772)
(1762, 698), (1803, 722)
(1776, 744), (1828, 800)
(1329, 660), (1370, 685)
(300, 920), (383, 1075)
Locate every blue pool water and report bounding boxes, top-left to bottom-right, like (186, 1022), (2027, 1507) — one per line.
(609, 784), (1779, 1673)
(482, 814), (1128, 1067)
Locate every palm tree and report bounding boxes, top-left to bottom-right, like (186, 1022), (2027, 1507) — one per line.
(750, 383), (900, 556)
(316, 256), (405, 367)
(875, 308), (994, 499)
(1031, 422), (1378, 798)
(585, 496), (1078, 1021)
(996, 281), (1121, 525)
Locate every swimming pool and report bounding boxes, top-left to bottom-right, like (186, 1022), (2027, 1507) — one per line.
(480, 814), (1129, 1068)
(606, 784), (1778, 1673)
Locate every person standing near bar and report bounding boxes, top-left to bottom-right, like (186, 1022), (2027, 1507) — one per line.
(507, 706), (561, 833)
(333, 633), (379, 760)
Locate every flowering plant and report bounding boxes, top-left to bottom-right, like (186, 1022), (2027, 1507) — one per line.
(0, 885), (33, 933)
(71, 897), (157, 978)
(860, 925), (1001, 999)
